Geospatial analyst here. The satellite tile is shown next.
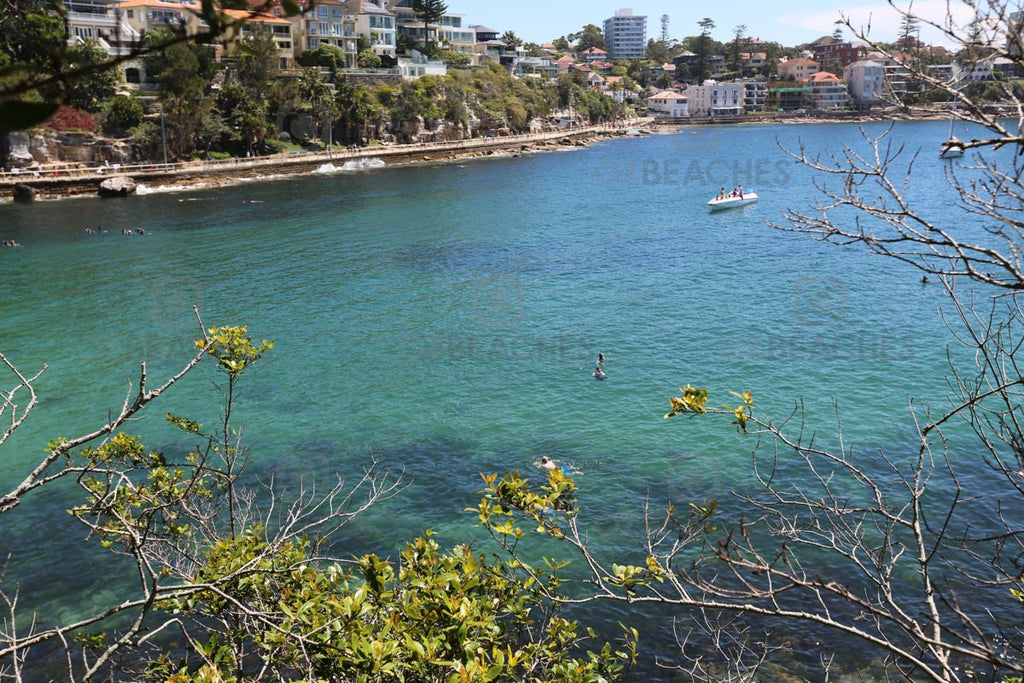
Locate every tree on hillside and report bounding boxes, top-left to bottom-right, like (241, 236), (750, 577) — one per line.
(762, 40), (781, 79)
(475, 3), (1024, 681)
(728, 24), (747, 75)
(693, 17), (716, 84)
(335, 78), (383, 144)
(62, 39), (121, 111)
(300, 69), (335, 145)
(646, 39), (671, 65)
(156, 41), (212, 158)
(411, 0), (448, 57)
(573, 24), (606, 52)
(502, 30), (522, 53)
(0, 0), (309, 132)
(660, 14), (671, 43)
(898, 12), (921, 53)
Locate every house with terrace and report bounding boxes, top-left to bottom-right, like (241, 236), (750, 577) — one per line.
(647, 90), (688, 116)
(65, 0), (140, 59)
(686, 80), (743, 116)
(808, 71), (848, 109)
(292, 0), (358, 67)
(221, 8), (294, 69)
(345, 0), (396, 59)
(778, 56), (819, 81)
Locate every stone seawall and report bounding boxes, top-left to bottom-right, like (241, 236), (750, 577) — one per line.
(0, 124), (635, 202)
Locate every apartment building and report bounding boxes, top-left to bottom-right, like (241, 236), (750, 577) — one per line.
(808, 71), (848, 109)
(845, 59), (885, 104)
(602, 8), (646, 60)
(293, 0), (358, 66)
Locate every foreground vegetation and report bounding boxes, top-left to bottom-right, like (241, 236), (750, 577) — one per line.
(8, 1), (1024, 681)
(0, 321), (637, 681)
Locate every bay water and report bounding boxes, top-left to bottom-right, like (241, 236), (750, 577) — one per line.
(0, 119), (1008, 678)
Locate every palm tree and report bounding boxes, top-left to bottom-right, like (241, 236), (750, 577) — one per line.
(300, 70), (334, 146)
(502, 31), (521, 54)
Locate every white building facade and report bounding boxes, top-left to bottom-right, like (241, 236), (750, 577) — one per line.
(685, 80), (743, 116)
(646, 91), (688, 117)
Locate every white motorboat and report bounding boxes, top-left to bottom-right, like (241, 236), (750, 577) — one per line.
(708, 192), (758, 211)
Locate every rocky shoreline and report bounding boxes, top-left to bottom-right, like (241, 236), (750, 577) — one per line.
(0, 110), (958, 203)
(0, 124), (636, 203)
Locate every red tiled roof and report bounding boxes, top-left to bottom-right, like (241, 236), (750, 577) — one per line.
(222, 8), (291, 23)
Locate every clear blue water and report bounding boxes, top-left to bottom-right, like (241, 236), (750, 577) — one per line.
(0, 119), (1010, 677)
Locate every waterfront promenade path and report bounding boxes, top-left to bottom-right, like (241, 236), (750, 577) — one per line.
(0, 121), (646, 201)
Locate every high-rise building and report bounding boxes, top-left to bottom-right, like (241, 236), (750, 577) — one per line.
(603, 8), (646, 60)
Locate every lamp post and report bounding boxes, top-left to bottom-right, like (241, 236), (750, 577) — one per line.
(160, 110), (168, 165)
(326, 109), (333, 157)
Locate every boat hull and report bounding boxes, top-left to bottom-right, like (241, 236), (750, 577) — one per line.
(708, 193), (758, 211)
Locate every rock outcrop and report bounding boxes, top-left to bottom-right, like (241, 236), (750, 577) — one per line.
(2, 131), (143, 170)
(12, 184), (36, 203)
(98, 176), (137, 197)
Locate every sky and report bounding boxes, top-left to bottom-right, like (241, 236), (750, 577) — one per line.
(448, 0), (977, 48)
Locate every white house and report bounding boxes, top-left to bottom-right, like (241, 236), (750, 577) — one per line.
(685, 80), (743, 116)
(345, 0), (396, 58)
(647, 90), (688, 117)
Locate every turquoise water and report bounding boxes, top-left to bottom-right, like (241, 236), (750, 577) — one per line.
(0, 120), (1009, 677)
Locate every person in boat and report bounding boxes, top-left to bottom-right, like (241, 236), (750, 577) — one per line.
(719, 188), (727, 200)
(737, 185), (744, 199)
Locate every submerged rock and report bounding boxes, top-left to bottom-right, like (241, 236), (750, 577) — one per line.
(98, 176), (137, 197)
(12, 184), (36, 203)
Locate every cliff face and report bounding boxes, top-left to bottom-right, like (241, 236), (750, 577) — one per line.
(2, 131), (144, 170)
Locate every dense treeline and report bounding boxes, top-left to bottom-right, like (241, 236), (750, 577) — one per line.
(0, 2), (623, 163)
